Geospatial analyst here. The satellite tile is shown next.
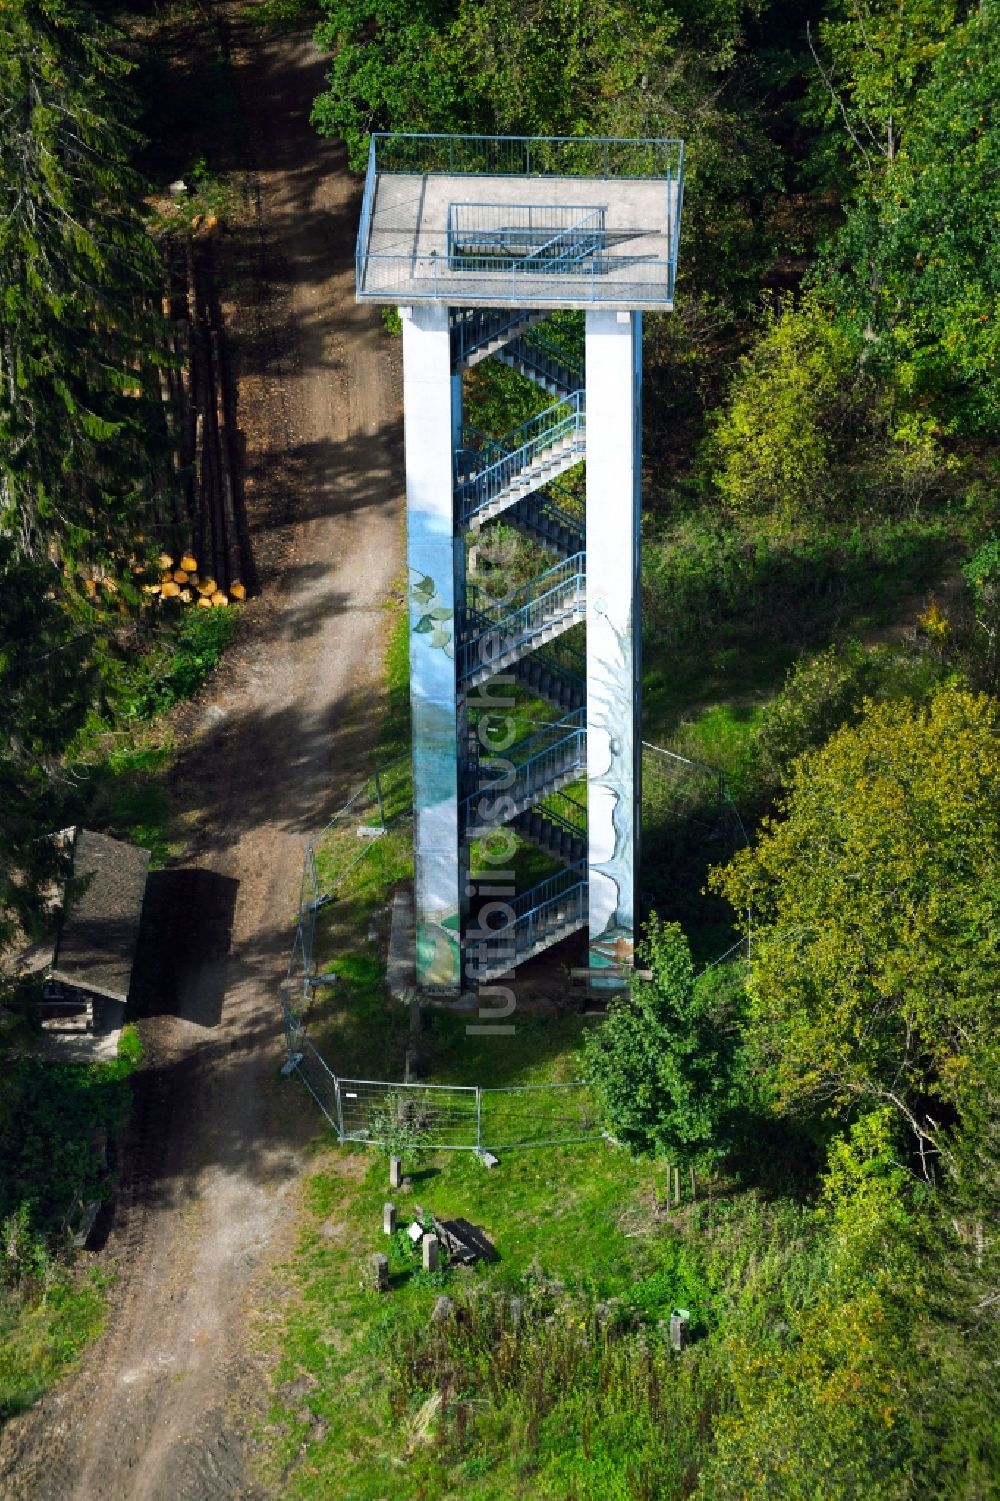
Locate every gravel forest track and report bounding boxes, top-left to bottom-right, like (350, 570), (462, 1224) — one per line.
(0, 11), (402, 1499)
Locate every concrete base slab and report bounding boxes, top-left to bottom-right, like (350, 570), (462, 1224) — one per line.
(387, 886), (416, 1001)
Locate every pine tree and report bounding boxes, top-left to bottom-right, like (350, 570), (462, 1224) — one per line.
(0, 0), (164, 568)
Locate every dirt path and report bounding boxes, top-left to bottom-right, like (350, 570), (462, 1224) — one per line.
(0, 16), (402, 1500)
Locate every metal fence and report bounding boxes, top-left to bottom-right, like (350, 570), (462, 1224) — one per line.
(283, 1049), (600, 1154)
(282, 743), (748, 1153)
(284, 759), (411, 1043)
(281, 762), (604, 1154)
(371, 132), (684, 182)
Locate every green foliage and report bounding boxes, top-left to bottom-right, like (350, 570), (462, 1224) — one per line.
(0, 1267), (108, 1422)
(311, 0), (462, 168)
(704, 1111), (920, 1500)
(363, 1091), (427, 1164)
(709, 299), (861, 525)
(246, 0), (320, 33)
(0, 1205), (53, 1295)
(806, 0), (956, 179)
(0, 1053), (137, 1236)
(625, 1238), (712, 1333)
(712, 683), (1000, 1168)
(821, 2), (1000, 433)
(961, 534), (999, 688)
(0, 541), (101, 943)
(0, 1008), (142, 1423)
(748, 637), (942, 797)
(114, 606), (241, 722)
(0, 0), (166, 566)
(581, 917), (748, 1167)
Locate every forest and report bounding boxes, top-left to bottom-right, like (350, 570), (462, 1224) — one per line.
(303, 3), (999, 1494)
(1, 0), (998, 1494)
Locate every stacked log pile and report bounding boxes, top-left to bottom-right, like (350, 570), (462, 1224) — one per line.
(149, 235), (252, 606)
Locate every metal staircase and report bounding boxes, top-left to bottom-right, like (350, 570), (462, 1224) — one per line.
(511, 637), (586, 714)
(494, 332), (582, 399)
(512, 790), (587, 867)
(465, 863), (588, 985)
(457, 396), (586, 529)
(452, 307), (589, 979)
(459, 557), (585, 689)
(450, 308), (548, 369)
(506, 484), (584, 560)
(461, 711), (585, 835)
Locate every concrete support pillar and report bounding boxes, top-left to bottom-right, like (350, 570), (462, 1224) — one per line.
(584, 310), (642, 985)
(401, 304), (464, 988)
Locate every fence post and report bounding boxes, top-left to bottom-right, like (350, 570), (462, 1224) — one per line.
(334, 1076), (345, 1143)
(374, 769), (386, 830)
(476, 1086), (482, 1150)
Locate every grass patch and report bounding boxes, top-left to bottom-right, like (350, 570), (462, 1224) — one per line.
(256, 1071), (835, 1500)
(257, 1129), (671, 1499)
(112, 607), (242, 724)
(0, 1026), (143, 1426)
(244, 0), (321, 33)
(0, 1269), (110, 1423)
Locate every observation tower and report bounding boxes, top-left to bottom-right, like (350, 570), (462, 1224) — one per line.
(355, 134), (684, 992)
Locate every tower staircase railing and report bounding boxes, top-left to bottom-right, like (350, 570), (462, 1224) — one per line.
(450, 307), (547, 370)
(511, 790), (588, 866)
(464, 861), (588, 984)
(448, 303), (592, 979)
(506, 487), (584, 559)
(457, 393), (585, 528)
(462, 710), (585, 835)
(512, 637), (586, 713)
(494, 334), (582, 399)
(459, 554), (585, 687)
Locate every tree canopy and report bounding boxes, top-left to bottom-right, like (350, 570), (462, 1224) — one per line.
(581, 918), (749, 1167)
(0, 0), (163, 567)
(821, 0), (1000, 432)
(711, 682), (1000, 1173)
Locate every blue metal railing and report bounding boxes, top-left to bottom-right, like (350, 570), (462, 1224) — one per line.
(464, 862), (588, 980)
(535, 631), (586, 680)
(462, 711), (586, 833)
(540, 788), (588, 839)
(667, 141), (685, 303)
(371, 133), (683, 182)
(511, 638), (587, 713)
(355, 134), (379, 309)
(355, 134), (684, 307)
(447, 203), (606, 274)
(457, 394), (585, 523)
(496, 337), (582, 397)
(451, 307), (539, 367)
(459, 554), (586, 683)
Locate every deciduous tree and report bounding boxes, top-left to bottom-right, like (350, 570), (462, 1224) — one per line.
(581, 917), (748, 1167)
(711, 683), (1000, 1176)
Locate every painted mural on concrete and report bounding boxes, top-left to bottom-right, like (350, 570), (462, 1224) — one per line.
(587, 609), (635, 980)
(409, 563), (461, 987)
(584, 309), (641, 987)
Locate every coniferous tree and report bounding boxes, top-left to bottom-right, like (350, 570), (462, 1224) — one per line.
(0, 0), (163, 567)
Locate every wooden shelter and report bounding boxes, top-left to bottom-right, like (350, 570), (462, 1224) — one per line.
(40, 829), (150, 1034)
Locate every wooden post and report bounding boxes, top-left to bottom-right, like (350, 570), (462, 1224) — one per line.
(210, 327), (242, 593)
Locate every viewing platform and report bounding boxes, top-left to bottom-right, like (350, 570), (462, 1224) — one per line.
(355, 134), (684, 311)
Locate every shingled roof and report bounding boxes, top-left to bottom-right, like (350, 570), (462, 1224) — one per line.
(49, 829), (150, 1003)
